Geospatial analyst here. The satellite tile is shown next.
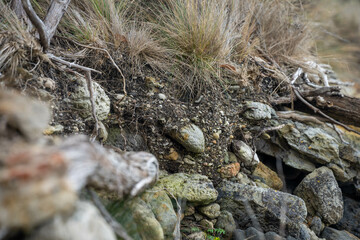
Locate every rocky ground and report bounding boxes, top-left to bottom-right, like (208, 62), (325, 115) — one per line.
(2, 53), (360, 240)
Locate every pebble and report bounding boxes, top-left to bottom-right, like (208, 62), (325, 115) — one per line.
(213, 132), (220, 140)
(158, 93), (167, 100)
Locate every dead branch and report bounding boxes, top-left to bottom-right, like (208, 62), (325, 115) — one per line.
(277, 111), (324, 125)
(293, 88), (360, 135)
(44, 0), (71, 41)
(21, 0), (49, 51)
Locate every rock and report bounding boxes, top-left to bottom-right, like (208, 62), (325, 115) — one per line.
(334, 196), (360, 238)
(265, 231), (284, 240)
(237, 172), (255, 186)
(321, 227), (360, 240)
(187, 231), (207, 240)
(231, 140), (260, 170)
(283, 151), (316, 173)
(278, 122), (340, 164)
(328, 163), (356, 182)
(215, 211), (237, 240)
(294, 167), (343, 225)
(299, 223), (311, 240)
(141, 190), (177, 239)
(97, 121), (108, 142)
(27, 201), (116, 240)
(234, 229), (247, 240)
(165, 148), (179, 161)
(309, 216), (323, 236)
(170, 124), (205, 153)
(219, 163), (240, 178)
(184, 205), (195, 216)
(194, 213), (204, 221)
(245, 227), (265, 240)
(70, 76), (110, 121)
(252, 162), (283, 190)
(43, 124), (64, 135)
(155, 173), (218, 205)
(0, 90), (50, 140)
(213, 132), (220, 140)
(158, 93), (167, 100)
(199, 219), (213, 229)
(217, 181), (307, 238)
(105, 127), (148, 151)
(198, 203), (221, 219)
(131, 198), (164, 240)
(243, 101), (273, 120)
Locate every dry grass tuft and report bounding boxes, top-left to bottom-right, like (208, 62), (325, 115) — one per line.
(0, 1), (41, 77)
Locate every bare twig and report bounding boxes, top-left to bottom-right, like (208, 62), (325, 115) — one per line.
(88, 189), (133, 240)
(47, 54), (101, 73)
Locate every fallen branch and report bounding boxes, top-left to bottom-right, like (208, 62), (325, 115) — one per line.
(293, 88), (360, 135)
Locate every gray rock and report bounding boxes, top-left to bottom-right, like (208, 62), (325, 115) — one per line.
(70, 76), (110, 121)
(309, 216), (323, 236)
(187, 231), (207, 240)
(334, 197), (360, 238)
(170, 124), (205, 153)
(278, 122), (340, 164)
(299, 223), (311, 240)
(321, 227), (360, 240)
(217, 181), (307, 238)
(131, 198), (164, 240)
(199, 219), (213, 229)
(283, 151), (316, 173)
(141, 190), (177, 239)
(328, 163), (356, 182)
(265, 232), (284, 240)
(27, 201), (116, 240)
(154, 173), (218, 205)
(105, 127), (147, 151)
(243, 101), (273, 120)
(198, 203), (221, 219)
(246, 227), (265, 240)
(234, 229), (246, 240)
(232, 140), (260, 170)
(294, 167), (343, 225)
(215, 211), (237, 239)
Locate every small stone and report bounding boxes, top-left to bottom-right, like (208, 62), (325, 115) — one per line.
(170, 124), (205, 153)
(165, 148), (179, 161)
(243, 101), (274, 120)
(198, 203), (221, 219)
(184, 157), (196, 165)
(187, 231), (207, 240)
(43, 124), (64, 135)
(236, 172), (254, 186)
(199, 219), (213, 229)
(213, 132), (220, 140)
(219, 163), (240, 178)
(194, 213), (204, 221)
(321, 227), (359, 240)
(184, 205), (195, 216)
(252, 162), (283, 190)
(309, 216), (323, 236)
(158, 93), (167, 100)
(215, 211), (237, 239)
(231, 140), (259, 171)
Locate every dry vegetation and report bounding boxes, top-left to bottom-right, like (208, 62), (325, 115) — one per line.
(0, 0), (314, 98)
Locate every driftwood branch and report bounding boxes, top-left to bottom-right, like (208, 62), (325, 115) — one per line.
(44, 0), (71, 41)
(20, 0), (71, 51)
(21, 0), (49, 51)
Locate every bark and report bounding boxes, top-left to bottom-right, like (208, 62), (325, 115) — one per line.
(20, 0), (71, 51)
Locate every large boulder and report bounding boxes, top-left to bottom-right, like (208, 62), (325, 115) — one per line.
(70, 76), (110, 121)
(154, 173), (218, 205)
(217, 181), (307, 238)
(321, 227), (360, 240)
(294, 167), (343, 225)
(27, 201), (116, 240)
(170, 124), (205, 153)
(141, 190), (177, 240)
(278, 122), (340, 164)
